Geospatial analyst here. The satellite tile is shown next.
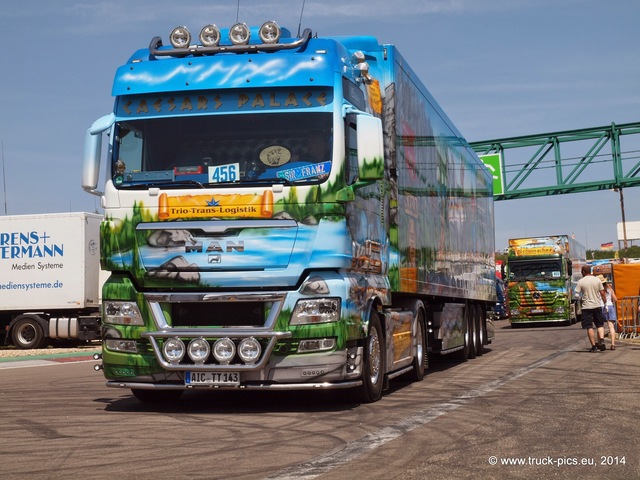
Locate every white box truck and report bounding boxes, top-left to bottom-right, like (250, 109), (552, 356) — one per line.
(0, 212), (102, 349)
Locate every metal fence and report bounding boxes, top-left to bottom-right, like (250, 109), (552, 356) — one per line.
(618, 296), (640, 339)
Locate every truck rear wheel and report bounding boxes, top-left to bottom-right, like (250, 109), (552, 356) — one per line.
(11, 315), (47, 349)
(453, 306), (471, 361)
(406, 309), (427, 382)
(475, 304), (485, 357)
(358, 311), (385, 403)
(467, 305), (477, 359)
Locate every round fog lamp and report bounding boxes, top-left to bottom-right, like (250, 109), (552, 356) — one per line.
(238, 337), (262, 364)
(163, 337), (185, 364)
(188, 338), (211, 363)
(170, 26), (191, 48)
(259, 21), (281, 44)
(213, 338), (236, 364)
(199, 24), (220, 47)
(229, 23), (250, 45)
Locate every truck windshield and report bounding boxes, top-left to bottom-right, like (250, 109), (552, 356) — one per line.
(111, 112), (332, 187)
(509, 260), (563, 280)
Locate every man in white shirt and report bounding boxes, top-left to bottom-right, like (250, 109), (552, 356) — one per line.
(575, 265), (607, 352)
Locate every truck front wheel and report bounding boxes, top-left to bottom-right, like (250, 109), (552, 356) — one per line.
(358, 311), (385, 403)
(11, 315), (47, 349)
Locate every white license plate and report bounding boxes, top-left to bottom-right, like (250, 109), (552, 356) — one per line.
(185, 371), (240, 386)
(531, 308), (544, 313)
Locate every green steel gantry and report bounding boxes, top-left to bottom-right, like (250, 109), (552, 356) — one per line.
(470, 121), (640, 201)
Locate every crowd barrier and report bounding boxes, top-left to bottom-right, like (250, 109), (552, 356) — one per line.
(617, 296), (640, 339)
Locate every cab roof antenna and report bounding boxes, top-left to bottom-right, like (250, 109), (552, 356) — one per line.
(297, 0), (306, 37)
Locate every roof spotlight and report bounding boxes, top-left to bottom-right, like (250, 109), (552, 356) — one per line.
(200, 24), (221, 47)
(169, 26), (191, 48)
(354, 62), (374, 84)
(259, 21), (281, 44)
(229, 23), (251, 45)
(351, 51), (366, 65)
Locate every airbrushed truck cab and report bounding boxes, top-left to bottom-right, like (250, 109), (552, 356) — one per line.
(84, 22), (495, 403)
(506, 235), (586, 327)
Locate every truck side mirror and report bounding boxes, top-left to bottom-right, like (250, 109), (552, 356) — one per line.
(356, 114), (384, 181)
(82, 114), (115, 196)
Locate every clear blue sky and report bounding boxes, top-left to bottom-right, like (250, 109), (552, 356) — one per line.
(1, 0), (639, 251)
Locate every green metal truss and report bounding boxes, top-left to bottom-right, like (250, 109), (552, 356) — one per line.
(470, 122), (640, 200)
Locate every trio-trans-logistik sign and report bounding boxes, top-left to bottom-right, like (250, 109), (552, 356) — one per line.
(83, 22), (496, 403)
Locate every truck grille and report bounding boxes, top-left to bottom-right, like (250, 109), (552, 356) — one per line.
(171, 301), (266, 327)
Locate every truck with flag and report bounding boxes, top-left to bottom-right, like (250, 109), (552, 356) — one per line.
(506, 235), (586, 327)
(83, 21), (495, 403)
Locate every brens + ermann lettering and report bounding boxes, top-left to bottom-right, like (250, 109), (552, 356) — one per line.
(0, 230), (64, 259)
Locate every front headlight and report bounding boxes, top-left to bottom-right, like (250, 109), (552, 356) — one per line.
(105, 339), (138, 353)
(290, 298), (340, 325)
(104, 301), (144, 325)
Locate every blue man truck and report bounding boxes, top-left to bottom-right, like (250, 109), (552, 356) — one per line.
(83, 22), (495, 403)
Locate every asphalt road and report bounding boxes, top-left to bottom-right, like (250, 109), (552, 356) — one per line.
(0, 322), (638, 480)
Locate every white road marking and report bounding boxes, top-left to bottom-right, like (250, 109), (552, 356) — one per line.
(268, 339), (584, 480)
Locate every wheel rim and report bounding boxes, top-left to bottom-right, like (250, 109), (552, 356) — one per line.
(368, 326), (381, 385)
(416, 321), (424, 367)
(464, 314), (469, 344)
(16, 324), (36, 344)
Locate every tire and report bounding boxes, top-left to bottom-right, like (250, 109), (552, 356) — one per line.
(131, 389), (183, 404)
(11, 315), (47, 349)
(453, 307), (470, 362)
(358, 310), (385, 403)
(475, 304), (485, 357)
(406, 309), (427, 382)
(467, 305), (477, 360)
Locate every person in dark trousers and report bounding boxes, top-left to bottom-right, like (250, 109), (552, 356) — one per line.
(576, 265), (607, 352)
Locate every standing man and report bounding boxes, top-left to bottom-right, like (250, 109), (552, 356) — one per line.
(575, 265), (607, 352)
